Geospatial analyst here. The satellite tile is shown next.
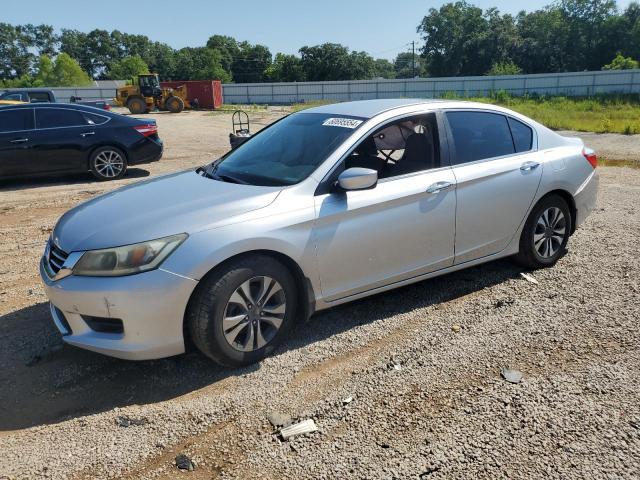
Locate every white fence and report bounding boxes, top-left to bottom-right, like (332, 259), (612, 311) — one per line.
(3, 70), (639, 106)
(222, 69), (640, 104)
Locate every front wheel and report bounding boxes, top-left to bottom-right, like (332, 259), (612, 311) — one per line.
(89, 146), (128, 180)
(514, 194), (572, 269)
(187, 255), (298, 367)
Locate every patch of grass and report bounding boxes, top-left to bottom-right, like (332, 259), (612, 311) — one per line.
(598, 158), (640, 168)
(462, 92), (640, 134)
(208, 103), (269, 115)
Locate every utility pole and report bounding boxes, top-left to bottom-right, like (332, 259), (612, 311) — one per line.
(412, 41), (416, 78)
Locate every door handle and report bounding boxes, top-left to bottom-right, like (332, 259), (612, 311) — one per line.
(520, 161), (540, 171)
(80, 131), (95, 137)
(10, 138), (28, 143)
(426, 181), (455, 194)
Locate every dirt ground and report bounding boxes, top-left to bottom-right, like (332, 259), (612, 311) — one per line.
(0, 108), (639, 479)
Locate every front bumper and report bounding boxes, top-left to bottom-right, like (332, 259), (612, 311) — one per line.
(40, 258), (197, 360)
(574, 168), (599, 229)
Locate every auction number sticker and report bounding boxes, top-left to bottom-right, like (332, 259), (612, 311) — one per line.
(322, 117), (363, 129)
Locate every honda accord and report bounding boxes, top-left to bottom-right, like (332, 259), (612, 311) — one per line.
(40, 99), (598, 366)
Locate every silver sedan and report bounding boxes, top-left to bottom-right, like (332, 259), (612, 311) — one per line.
(40, 99), (599, 366)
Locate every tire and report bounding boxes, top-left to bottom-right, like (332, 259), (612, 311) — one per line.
(89, 146), (128, 181)
(514, 194), (572, 269)
(187, 255), (298, 367)
(165, 96), (184, 113)
(127, 97), (147, 114)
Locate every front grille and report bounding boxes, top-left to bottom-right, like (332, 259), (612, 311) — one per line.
(48, 241), (69, 275)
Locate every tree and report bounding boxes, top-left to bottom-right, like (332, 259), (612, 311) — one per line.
(206, 35), (239, 78)
(602, 53), (639, 70)
(373, 58), (395, 79)
(107, 55), (149, 80)
(418, 2), (501, 76)
(265, 53), (305, 82)
(486, 60), (522, 75)
(173, 47), (230, 82)
(394, 52), (427, 78)
(232, 42), (272, 83)
(48, 53), (93, 86)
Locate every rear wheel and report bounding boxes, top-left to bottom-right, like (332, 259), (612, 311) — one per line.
(514, 194), (572, 269)
(166, 96), (184, 113)
(127, 97), (147, 114)
(187, 255), (298, 367)
(89, 146), (127, 181)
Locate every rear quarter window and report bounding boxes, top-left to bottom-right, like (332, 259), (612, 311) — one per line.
(82, 112), (109, 125)
(508, 117), (533, 152)
(446, 111), (515, 164)
(0, 109), (34, 132)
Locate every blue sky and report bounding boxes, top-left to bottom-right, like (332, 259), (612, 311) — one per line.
(4, 0), (634, 59)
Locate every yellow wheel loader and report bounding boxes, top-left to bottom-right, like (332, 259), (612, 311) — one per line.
(115, 74), (190, 114)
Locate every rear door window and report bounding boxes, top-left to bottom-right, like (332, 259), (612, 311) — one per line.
(508, 117), (533, 152)
(36, 108), (90, 129)
(0, 109), (34, 132)
(446, 111), (515, 164)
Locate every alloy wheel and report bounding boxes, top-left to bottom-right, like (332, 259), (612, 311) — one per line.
(533, 207), (566, 258)
(94, 150), (124, 178)
(222, 276), (286, 352)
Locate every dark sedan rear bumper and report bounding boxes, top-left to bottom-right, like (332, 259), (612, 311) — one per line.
(128, 138), (163, 166)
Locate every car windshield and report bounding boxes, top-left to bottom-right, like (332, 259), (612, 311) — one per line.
(208, 112), (365, 186)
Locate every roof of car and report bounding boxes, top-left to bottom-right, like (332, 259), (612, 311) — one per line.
(302, 99), (440, 118)
(301, 98), (510, 119)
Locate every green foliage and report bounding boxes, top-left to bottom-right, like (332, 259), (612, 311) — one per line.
(265, 53), (306, 82)
(1, 53), (92, 87)
(487, 61), (522, 76)
(602, 53), (640, 70)
(393, 52), (427, 78)
(373, 59), (396, 79)
(106, 55), (149, 80)
(438, 91), (640, 134)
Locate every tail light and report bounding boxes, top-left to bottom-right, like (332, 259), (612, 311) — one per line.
(103, 104), (111, 111)
(133, 124), (158, 137)
(583, 147), (597, 169)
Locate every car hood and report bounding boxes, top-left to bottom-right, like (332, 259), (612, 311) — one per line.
(53, 171), (282, 252)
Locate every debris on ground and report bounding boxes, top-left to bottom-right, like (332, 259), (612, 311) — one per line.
(279, 419), (318, 440)
(452, 324), (461, 333)
(267, 411), (292, 429)
(501, 368), (524, 384)
(520, 272), (539, 284)
(342, 396), (353, 405)
(175, 454), (195, 471)
(115, 416), (149, 428)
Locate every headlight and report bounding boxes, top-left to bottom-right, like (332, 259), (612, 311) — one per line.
(72, 234), (187, 277)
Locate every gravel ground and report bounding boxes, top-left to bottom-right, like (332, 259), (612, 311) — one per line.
(0, 109), (639, 479)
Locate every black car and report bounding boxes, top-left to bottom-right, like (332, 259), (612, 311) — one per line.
(0, 103), (162, 181)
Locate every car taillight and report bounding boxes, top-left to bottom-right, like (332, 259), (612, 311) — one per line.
(134, 124), (158, 137)
(104, 104), (111, 111)
(583, 147), (597, 169)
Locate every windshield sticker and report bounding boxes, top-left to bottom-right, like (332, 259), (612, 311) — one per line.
(322, 118), (363, 129)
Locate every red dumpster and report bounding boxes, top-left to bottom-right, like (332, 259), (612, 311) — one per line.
(160, 80), (223, 109)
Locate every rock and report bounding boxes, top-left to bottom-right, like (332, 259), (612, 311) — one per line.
(115, 416), (148, 428)
(501, 368), (524, 384)
(175, 453), (195, 471)
(267, 412), (292, 429)
(520, 272), (539, 284)
(279, 419), (318, 440)
(342, 396), (353, 405)
(452, 324), (461, 333)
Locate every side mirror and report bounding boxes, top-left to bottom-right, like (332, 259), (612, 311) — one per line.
(337, 167), (378, 191)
